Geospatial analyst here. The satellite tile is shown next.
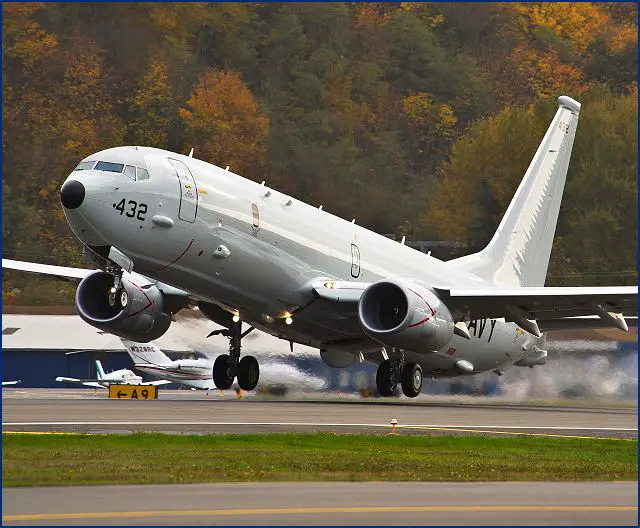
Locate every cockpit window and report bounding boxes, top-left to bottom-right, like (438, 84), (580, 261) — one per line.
(136, 168), (150, 181)
(74, 161), (96, 171)
(124, 165), (136, 180)
(95, 161), (125, 173)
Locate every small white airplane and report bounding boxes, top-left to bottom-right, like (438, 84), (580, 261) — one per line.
(123, 340), (216, 390)
(2, 380), (21, 386)
(3, 95), (637, 398)
(55, 359), (171, 389)
(123, 339), (327, 392)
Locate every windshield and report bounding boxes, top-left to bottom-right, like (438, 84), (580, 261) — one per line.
(74, 161), (96, 171)
(95, 161), (125, 173)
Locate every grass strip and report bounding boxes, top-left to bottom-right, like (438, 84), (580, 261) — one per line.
(3, 433), (637, 487)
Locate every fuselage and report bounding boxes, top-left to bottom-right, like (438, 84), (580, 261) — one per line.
(134, 360), (215, 390)
(62, 146), (542, 376)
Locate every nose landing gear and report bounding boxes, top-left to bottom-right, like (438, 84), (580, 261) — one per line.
(376, 349), (423, 398)
(107, 271), (128, 309)
(211, 320), (260, 391)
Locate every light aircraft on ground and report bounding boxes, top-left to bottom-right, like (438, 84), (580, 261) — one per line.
(55, 360), (171, 389)
(4, 95), (637, 397)
(122, 339), (327, 392)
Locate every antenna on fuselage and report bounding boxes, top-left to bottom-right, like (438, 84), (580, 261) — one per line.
(400, 236), (406, 245)
(319, 205), (323, 210)
(188, 148), (194, 158)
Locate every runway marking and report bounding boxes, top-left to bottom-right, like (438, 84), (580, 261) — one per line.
(4, 505), (637, 522)
(400, 426), (636, 441)
(2, 422), (637, 431)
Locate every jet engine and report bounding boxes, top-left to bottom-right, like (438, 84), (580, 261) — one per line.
(75, 271), (175, 342)
(358, 279), (454, 353)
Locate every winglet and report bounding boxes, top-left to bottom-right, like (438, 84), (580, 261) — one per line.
(558, 95), (581, 114)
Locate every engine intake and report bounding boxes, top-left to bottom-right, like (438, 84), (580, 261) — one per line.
(358, 279), (454, 353)
(76, 271), (172, 342)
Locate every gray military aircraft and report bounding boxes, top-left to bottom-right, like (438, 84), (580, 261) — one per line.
(3, 95), (637, 397)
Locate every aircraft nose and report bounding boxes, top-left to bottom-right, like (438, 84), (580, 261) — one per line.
(60, 180), (85, 209)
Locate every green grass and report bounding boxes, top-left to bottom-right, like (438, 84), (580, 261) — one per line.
(3, 433), (637, 487)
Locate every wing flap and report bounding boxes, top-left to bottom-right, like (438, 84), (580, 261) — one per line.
(435, 285), (638, 333)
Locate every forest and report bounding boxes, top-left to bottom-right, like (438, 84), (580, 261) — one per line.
(2, 2), (637, 305)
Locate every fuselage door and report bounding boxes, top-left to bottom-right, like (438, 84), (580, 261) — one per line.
(168, 158), (198, 223)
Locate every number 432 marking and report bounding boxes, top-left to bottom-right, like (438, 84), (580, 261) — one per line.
(114, 199), (147, 221)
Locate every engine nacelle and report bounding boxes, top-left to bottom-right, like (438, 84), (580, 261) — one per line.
(358, 279), (454, 353)
(76, 271), (172, 342)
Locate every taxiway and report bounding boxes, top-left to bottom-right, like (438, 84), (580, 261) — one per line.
(3, 481), (637, 526)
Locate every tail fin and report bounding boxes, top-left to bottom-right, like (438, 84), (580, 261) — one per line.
(122, 339), (172, 366)
(451, 95), (581, 286)
(95, 360), (106, 380)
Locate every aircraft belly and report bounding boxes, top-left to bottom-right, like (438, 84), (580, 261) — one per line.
(414, 320), (525, 376)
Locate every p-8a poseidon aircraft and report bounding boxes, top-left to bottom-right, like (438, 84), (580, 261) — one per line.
(4, 96), (637, 397)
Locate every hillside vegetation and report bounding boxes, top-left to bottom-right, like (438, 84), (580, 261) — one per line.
(3, 3), (637, 304)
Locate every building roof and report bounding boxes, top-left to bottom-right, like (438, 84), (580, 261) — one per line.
(0, 314), (319, 359)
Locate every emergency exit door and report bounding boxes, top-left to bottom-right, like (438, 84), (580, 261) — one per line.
(168, 158), (198, 222)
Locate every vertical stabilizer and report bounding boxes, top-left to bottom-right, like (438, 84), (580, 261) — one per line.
(122, 340), (173, 366)
(451, 96), (581, 286)
(95, 360), (106, 380)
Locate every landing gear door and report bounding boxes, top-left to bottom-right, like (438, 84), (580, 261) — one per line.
(168, 158), (198, 223)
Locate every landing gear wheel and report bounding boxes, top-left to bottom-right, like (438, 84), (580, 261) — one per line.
(213, 354), (234, 390)
(119, 289), (128, 308)
(401, 362), (423, 398)
(376, 360), (397, 397)
(237, 356), (259, 391)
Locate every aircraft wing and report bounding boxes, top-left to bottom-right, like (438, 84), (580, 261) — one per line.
(2, 259), (94, 280)
(2, 380), (21, 386)
(81, 382), (108, 389)
(3, 259), (191, 299)
(55, 376), (107, 389)
(142, 380), (173, 386)
(433, 286), (637, 320)
(313, 280), (637, 335)
(537, 315), (638, 332)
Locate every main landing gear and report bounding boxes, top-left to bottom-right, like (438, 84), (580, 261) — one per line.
(211, 320), (260, 391)
(376, 350), (423, 398)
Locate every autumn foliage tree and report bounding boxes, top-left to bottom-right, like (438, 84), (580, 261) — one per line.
(179, 70), (269, 178)
(2, 2), (637, 303)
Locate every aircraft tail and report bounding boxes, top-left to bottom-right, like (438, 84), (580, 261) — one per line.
(95, 360), (106, 380)
(451, 95), (581, 287)
(122, 339), (173, 366)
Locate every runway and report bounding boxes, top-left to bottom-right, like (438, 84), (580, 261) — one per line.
(3, 481), (637, 525)
(2, 390), (637, 438)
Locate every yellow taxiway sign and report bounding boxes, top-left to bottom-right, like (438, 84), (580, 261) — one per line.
(108, 385), (157, 400)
